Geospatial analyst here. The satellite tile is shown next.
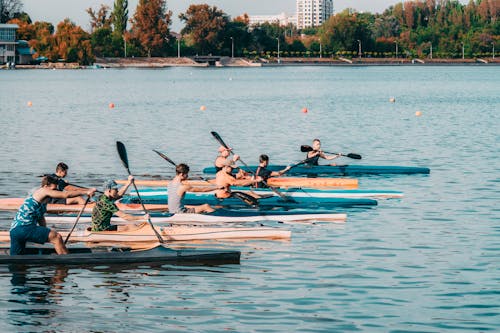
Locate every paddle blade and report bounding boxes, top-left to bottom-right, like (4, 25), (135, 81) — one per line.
(300, 145), (313, 152)
(346, 153), (362, 160)
(153, 149), (176, 166)
(116, 141), (129, 170)
(211, 131), (229, 149)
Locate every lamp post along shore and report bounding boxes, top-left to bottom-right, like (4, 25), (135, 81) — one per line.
(177, 37), (181, 58)
(461, 42), (465, 60)
(357, 39), (361, 59)
(276, 37), (280, 63)
(230, 37), (234, 58)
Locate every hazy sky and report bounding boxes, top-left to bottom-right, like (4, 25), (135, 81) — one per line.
(21, 0), (464, 31)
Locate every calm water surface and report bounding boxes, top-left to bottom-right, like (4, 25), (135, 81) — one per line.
(0, 66), (498, 332)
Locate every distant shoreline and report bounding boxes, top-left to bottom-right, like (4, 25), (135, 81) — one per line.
(9, 56), (500, 69)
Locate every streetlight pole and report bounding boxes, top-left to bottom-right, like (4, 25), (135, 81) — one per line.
(493, 42), (495, 59)
(430, 42), (433, 59)
(276, 37), (280, 63)
(177, 37), (181, 58)
(124, 36), (127, 58)
(230, 37), (234, 58)
(395, 41), (398, 59)
(319, 39), (322, 58)
(357, 39), (361, 59)
(461, 42), (464, 59)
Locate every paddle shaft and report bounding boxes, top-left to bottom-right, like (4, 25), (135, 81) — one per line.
(64, 196), (90, 244)
(301, 145), (361, 160)
(153, 149), (213, 183)
(117, 142), (165, 243)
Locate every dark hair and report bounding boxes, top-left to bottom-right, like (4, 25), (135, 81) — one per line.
(313, 139), (321, 144)
(259, 154), (269, 163)
(176, 163), (190, 175)
(41, 175), (59, 187)
(56, 162), (68, 172)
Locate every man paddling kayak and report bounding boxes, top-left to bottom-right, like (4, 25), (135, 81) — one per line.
(215, 165), (262, 204)
(10, 175), (96, 255)
(168, 164), (216, 214)
(305, 139), (342, 166)
(215, 146), (247, 178)
(255, 154), (291, 188)
(91, 177), (149, 232)
(48, 162), (87, 205)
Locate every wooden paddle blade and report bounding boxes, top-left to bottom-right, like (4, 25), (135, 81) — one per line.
(300, 145), (313, 152)
(153, 149), (176, 166)
(347, 153), (362, 160)
(211, 131), (230, 149)
(116, 141), (129, 170)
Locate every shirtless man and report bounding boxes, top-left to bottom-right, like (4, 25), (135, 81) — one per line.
(215, 165), (262, 205)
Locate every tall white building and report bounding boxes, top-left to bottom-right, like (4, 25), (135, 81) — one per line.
(296, 0), (334, 29)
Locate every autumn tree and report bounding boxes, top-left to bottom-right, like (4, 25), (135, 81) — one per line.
(86, 5), (112, 32)
(179, 4), (228, 54)
(129, 0), (172, 57)
(49, 19), (93, 64)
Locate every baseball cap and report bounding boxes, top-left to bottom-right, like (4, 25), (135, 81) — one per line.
(103, 179), (119, 191)
(218, 146), (232, 152)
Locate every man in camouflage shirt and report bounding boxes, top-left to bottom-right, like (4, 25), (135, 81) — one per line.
(91, 176), (149, 231)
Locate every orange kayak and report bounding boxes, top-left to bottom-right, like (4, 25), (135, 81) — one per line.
(116, 177), (358, 189)
(0, 198), (168, 213)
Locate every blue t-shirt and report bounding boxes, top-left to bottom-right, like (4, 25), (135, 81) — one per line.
(11, 196), (47, 229)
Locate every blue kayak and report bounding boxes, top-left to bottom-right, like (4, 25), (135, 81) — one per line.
(202, 164), (430, 176)
(121, 194), (377, 209)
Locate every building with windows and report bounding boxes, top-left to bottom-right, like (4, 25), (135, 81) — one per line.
(248, 13), (297, 27)
(296, 0), (334, 29)
(0, 23), (18, 64)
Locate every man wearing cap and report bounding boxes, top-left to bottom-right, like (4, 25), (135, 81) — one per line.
(91, 175), (149, 232)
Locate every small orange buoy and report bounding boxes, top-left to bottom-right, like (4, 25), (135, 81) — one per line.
(27, 101), (32, 107)
(415, 111), (422, 116)
(302, 107), (308, 114)
(200, 105), (206, 111)
(109, 103), (115, 109)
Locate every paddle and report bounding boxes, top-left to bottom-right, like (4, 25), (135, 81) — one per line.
(64, 196), (90, 245)
(152, 149), (213, 183)
(153, 149), (258, 207)
(117, 141), (164, 244)
(211, 131), (296, 203)
(300, 145), (362, 160)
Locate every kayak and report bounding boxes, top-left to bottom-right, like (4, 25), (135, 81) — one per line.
(203, 165), (430, 176)
(44, 209), (347, 224)
(121, 194), (378, 209)
(115, 177), (359, 189)
(0, 198), (167, 213)
(0, 244), (240, 265)
(131, 187), (403, 199)
(0, 223), (291, 242)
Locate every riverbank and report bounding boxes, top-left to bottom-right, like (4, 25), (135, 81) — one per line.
(8, 56), (499, 69)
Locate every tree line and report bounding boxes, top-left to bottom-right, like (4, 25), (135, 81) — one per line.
(2, 0), (498, 64)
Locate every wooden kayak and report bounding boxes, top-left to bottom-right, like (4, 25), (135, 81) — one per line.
(44, 209), (347, 224)
(0, 223), (291, 242)
(0, 198), (168, 213)
(203, 165), (431, 176)
(0, 244), (240, 265)
(115, 177), (359, 189)
(132, 187), (403, 199)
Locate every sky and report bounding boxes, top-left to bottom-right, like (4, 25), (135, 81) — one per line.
(21, 0), (464, 32)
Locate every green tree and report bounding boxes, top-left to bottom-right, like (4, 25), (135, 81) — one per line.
(112, 0), (128, 37)
(129, 0), (172, 57)
(179, 4), (228, 54)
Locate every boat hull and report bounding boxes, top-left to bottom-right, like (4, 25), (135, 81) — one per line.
(0, 224), (291, 242)
(0, 245), (240, 265)
(203, 165), (430, 176)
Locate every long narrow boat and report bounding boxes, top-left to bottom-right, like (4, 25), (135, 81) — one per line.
(203, 165), (430, 176)
(0, 244), (240, 265)
(116, 177), (359, 189)
(121, 194), (378, 209)
(0, 198), (167, 213)
(0, 223), (291, 242)
(44, 209), (347, 225)
(130, 187), (403, 199)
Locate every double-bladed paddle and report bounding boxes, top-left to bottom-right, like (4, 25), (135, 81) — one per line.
(117, 141), (164, 243)
(152, 149), (258, 207)
(300, 145), (362, 160)
(211, 131), (297, 203)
